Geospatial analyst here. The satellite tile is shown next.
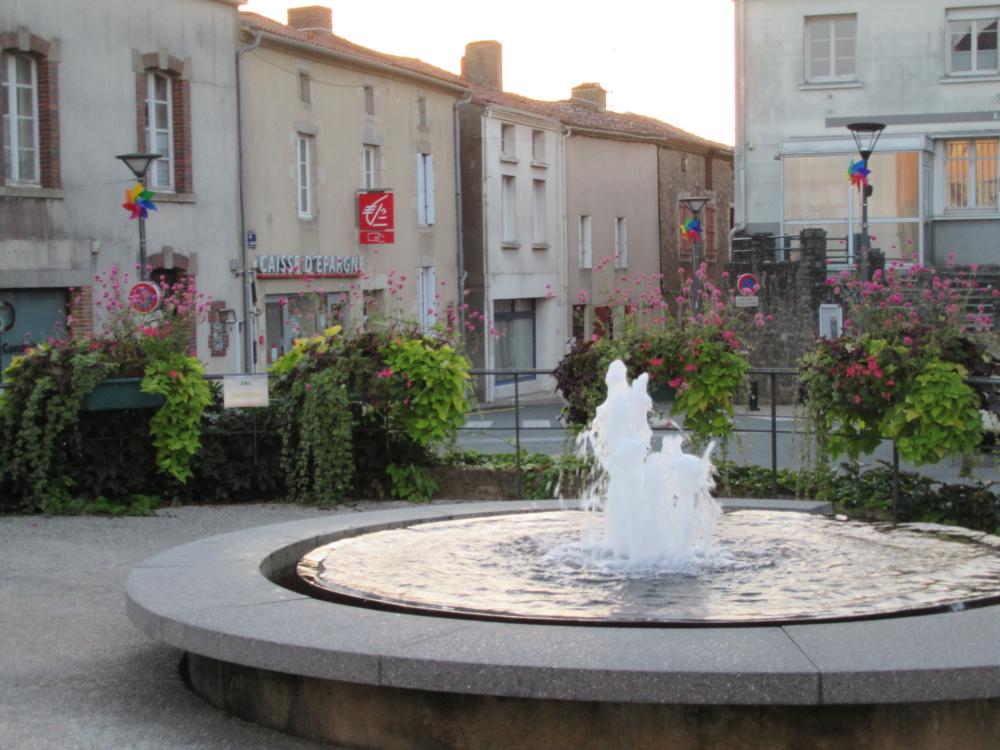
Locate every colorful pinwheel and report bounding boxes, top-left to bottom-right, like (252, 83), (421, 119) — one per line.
(848, 160), (870, 191)
(122, 182), (157, 220)
(680, 216), (702, 242)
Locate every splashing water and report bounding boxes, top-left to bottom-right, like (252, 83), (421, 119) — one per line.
(574, 360), (720, 568)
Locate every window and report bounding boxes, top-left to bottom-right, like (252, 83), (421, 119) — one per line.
(136, 52), (190, 194)
(364, 85), (374, 115)
(532, 179), (546, 245)
(704, 207), (717, 262)
(265, 292), (343, 364)
(299, 71), (311, 103)
(946, 139), (999, 209)
(614, 217), (628, 269)
(493, 299), (536, 384)
(531, 129), (545, 162)
(296, 134), (312, 218)
(1, 52), (38, 183)
(500, 123), (515, 158)
(805, 15), (856, 82)
(417, 96), (427, 127)
(501, 175), (517, 243)
(578, 214), (593, 268)
(145, 72), (173, 189)
(416, 152), (435, 225)
(418, 265), (437, 331)
(782, 151), (924, 261)
(704, 155), (713, 190)
(948, 9), (999, 74)
(363, 144), (379, 189)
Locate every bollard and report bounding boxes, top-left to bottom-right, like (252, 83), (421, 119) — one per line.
(749, 380), (760, 412)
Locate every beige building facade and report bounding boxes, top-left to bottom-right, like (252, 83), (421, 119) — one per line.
(239, 9), (466, 369)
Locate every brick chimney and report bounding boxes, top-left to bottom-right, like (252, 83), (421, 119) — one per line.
(462, 41), (503, 90)
(571, 83), (607, 111)
(287, 5), (333, 35)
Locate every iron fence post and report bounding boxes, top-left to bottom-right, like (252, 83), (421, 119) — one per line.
(892, 442), (900, 523)
(514, 372), (523, 498)
(770, 372), (778, 497)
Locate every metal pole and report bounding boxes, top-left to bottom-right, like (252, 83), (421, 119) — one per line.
(892, 441), (900, 523)
(138, 215), (148, 281)
(514, 372), (523, 498)
(692, 234), (702, 312)
(859, 167), (870, 283)
(770, 371), (778, 497)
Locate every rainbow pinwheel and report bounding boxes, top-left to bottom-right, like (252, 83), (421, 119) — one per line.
(680, 216), (702, 242)
(848, 160), (870, 191)
(122, 182), (157, 220)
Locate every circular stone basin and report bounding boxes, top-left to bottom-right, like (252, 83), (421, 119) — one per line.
(299, 509), (1000, 625)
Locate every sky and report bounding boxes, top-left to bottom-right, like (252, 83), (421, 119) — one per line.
(240, 1), (736, 146)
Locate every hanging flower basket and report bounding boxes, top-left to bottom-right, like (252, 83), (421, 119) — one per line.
(80, 377), (165, 411)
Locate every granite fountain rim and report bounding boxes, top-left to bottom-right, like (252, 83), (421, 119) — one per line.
(125, 498), (1000, 706)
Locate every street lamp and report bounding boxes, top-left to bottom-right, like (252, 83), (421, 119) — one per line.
(116, 152), (161, 281)
(679, 196), (710, 310)
(846, 122), (885, 281)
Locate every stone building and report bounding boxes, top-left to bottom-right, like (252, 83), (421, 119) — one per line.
(238, 8), (467, 369)
(458, 41), (732, 399)
(0, 0), (243, 373)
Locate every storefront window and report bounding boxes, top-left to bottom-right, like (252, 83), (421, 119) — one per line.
(0, 289), (67, 371)
(783, 151), (922, 261)
(264, 292), (349, 365)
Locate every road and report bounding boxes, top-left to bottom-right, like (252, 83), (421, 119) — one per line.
(458, 401), (1000, 486)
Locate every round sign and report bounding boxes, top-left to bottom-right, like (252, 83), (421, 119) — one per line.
(128, 282), (162, 314)
(736, 273), (760, 296)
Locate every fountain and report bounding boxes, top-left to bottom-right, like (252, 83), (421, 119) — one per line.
(127, 361), (1000, 748)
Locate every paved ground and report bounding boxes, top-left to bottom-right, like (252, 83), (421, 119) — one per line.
(0, 502), (437, 750)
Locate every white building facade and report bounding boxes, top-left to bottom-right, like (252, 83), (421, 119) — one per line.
(735, 0), (1000, 266)
(239, 8), (466, 369)
(0, 0), (243, 373)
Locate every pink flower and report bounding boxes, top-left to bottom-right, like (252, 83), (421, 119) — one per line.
(168, 370), (178, 379)
(649, 357), (664, 367)
(684, 363), (698, 372)
(376, 367), (393, 379)
(305, 383), (314, 391)
(668, 377), (683, 388)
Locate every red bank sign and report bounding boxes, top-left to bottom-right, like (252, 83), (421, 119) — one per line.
(358, 191), (394, 244)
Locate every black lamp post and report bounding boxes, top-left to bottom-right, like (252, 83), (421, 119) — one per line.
(679, 196), (710, 310)
(116, 152), (161, 281)
(846, 122), (885, 281)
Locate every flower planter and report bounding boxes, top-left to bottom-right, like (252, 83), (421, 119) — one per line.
(649, 384), (677, 403)
(80, 377), (165, 411)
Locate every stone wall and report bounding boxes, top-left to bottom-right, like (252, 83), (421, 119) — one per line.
(729, 229), (830, 401)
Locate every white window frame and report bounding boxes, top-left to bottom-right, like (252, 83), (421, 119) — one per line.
(2, 52), (40, 184)
(804, 15), (857, 83)
(363, 144), (378, 190)
(145, 71), (174, 190)
(418, 265), (437, 332)
(531, 129), (545, 163)
(296, 134), (313, 218)
(532, 179), (546, 245)
(945, 138), (999, 210)
(614, 217), (628, 269)
(578, 214), (593, 268)
(501, 175), (517, 243)
(500, 123), (515, 158)
(947, 8), (1000, 76)
(416, 152), (435, 225)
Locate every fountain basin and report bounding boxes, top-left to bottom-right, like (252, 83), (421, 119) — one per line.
(126, 500), (1000, 749)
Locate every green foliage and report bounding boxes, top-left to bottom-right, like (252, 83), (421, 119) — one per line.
(279, 368), (354, 504)
(883, 360), (983, 464)
(386, 462), (439, 503)
(0, 341), (109, 511)
(384, 338), (470, 446)
(43, 493), (160, 517)
(142, 354), (213, 483)
(672, 339), (748, 444)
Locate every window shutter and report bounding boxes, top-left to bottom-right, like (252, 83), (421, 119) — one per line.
(416, 153), (427, 225)
(425, 154), (435, 225)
